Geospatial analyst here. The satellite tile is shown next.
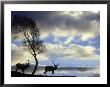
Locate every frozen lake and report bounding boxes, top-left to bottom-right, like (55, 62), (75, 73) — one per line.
(11, 65), (100, 77)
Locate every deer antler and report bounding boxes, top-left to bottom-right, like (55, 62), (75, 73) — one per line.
(27, 59), (30, 63)
(52, 60), (55, 65)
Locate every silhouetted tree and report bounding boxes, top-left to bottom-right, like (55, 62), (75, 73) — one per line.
(12, 15), (46, 75)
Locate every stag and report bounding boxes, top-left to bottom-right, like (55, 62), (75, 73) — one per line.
(16, 59), (30, 73)
(44, 61), (59, 75)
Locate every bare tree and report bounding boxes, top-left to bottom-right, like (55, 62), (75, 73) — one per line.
(12, 15), (46, 75)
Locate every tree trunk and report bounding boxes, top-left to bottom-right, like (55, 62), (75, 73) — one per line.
(32, 59), (38, 75)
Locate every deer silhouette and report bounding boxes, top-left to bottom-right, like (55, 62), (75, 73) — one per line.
(16, 59), (30, 73)
(44, 60), (59, 75)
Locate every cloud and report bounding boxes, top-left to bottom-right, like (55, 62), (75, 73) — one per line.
(81, 11), (100, 22)
(11, 43), (28, 65)
(11, 11), (100, 66)
(11, 41), (99, 66)
(39, 12), (99, 41)
(11, 43), (48, 65)
(38, 11), (99, 30)
(12, 11), (100, 41)
(45, 43), (99, 60)
(80, 33), (95, 41)
(64, 37), (73, 45)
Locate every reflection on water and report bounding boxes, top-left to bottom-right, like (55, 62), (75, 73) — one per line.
(11, 65), (100, 77)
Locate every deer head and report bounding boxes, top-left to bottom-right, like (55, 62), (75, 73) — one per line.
(26, 59), (30, 68)
(52, 60), (60, 68)
(16, 59), (30, 73)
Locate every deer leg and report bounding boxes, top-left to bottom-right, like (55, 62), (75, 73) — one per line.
(22, 69), (24, 73)
(44, 71), (48, 76)
(52, 70), (54, 74)
(51, 70), (54, 76)
(16, 68), (18, 72)
(44, 70), (47, 74)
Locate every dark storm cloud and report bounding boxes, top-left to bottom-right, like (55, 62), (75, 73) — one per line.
(81, 12), (100, 22)
(64, 16), (91, 30)
(11, 11), (100, 32)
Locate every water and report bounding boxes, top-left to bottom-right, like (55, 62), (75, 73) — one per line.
(11, 65), (100, 77)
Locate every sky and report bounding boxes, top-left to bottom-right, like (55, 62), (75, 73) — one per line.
(11, 11), (100, 67)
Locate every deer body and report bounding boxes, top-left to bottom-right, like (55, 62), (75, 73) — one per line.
(44, 65), (57, 74)
(44, 61), (59, 74)
(16, 60), (30, 73)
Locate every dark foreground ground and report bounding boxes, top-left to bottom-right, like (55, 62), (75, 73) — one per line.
(11, 71), (77, 77)
(11, 71), (44, 77)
